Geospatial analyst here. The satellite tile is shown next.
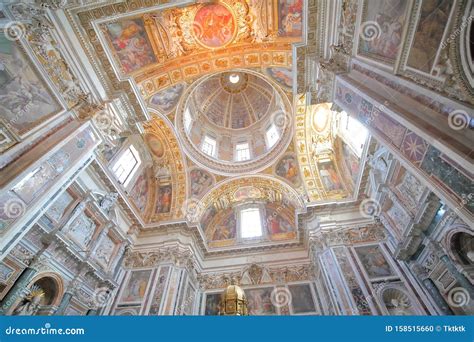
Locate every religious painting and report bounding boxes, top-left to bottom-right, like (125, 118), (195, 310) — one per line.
(68, 213), (96, 247)
(265, 207), (294, 236)
(209, 208), (237, 242)
(277, 0), (303, 37)
(318, 160), (343, 192)
(0, 262), (14, 283)
(204, 293), (221, 315)
(245, 287), (276, 315)
(149, 266), (170, 315)
(358, 0), (409, 63)
(12, 163), (55, 204)
(94, 235), (115, 266)
(355, 245), (396, 280)
(341, 141), (360, 185)
(104, 18), (156, 73)
(155, 184), (172, 214)
(288, 284), (316, 314)
(120, 270), (152, 303)
(45, 191), (74, 222)
(233, 186), (262, 202)
(406, 0), (454, 73)
(275, 154), (300, 186)
(190, 169), (214, 198)
(193, 3), (236, 48)
(149, 83), (185, 114)
(266, 67), (293, 89)
(144, 133), (165, 159)
(0, 34), (61, 136)
(130, 170), (148, 213)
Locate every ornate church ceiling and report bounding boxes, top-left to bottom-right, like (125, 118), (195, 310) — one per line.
(70, 0), (369, 251)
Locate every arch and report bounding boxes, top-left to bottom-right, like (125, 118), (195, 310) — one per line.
(28, 272), (65, 307)
(376, 284), (422, 315)
(9, 272), (65, 315)
(445, 224), (474, 266)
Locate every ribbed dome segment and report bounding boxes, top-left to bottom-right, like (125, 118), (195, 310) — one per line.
(192, 71), (274, 129)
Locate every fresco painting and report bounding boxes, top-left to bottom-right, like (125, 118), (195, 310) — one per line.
(145, 133), (165, 159)
(245, 287), (276, 315)
(341, 141), (360, 184)
(406, 0), (453, 73)
(149, 83), (185, 113)
(130, 171), (148, 213)
(209, 208), (237, 241)
(288, 284), (316, 314)
(358, 0), (409, 63)
(355, 245), (395, 280)
(155, 184), (172, 214)
(278, 0), (303, 37)
(193, 4), (236, 48)
(105, 19), (156, 73)
(0, 34), (61, 135)
(275, 154), (300, 186)
(190, 169), (214, 198)
(318, 160), (343, 192)
(120, 270), (152, 303)
(204, 293), (221, 315)
(266, 67), (293, 89)
(265, 207), (294, 235)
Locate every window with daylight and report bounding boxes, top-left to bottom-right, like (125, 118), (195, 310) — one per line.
(240, 207), (263, 238)
(235, 142), (250, 161)
(112, 145), (141, 186)
(339, 112), (368, 156)
(201, 135), (217, 157)
(184, 108), (192, 133)
(266, 124), (279, 148)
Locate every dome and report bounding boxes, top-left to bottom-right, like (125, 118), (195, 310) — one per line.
(176, 70), (293, 176)
(193, 71), (275, 129)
